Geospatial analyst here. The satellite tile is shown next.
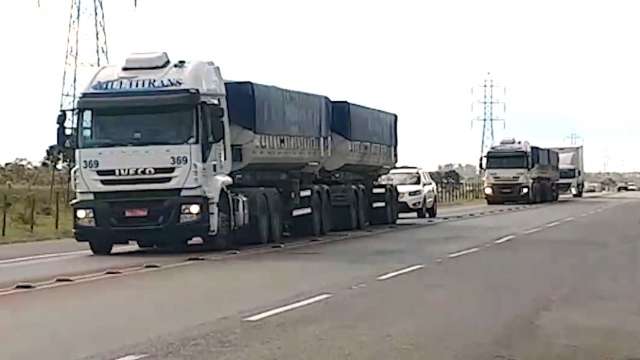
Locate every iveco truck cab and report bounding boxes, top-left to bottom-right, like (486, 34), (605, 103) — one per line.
(483, 139), (559, 204)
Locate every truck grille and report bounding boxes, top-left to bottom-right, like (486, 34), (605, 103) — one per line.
(96, 167), (175, 176)
(100, 177), (173, 186)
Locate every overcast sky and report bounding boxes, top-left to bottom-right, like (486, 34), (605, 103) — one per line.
(1, 0), (638, 172)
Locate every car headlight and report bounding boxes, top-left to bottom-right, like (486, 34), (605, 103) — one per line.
(484, 187), (493, 195)
(75, 208), (95, 227)
(408, 190), (423, 197)
(521, 187), (529, 195)
(180, 204), (202, 223)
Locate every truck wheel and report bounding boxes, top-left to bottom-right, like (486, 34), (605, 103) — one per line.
(89, 238), (113, 256)
(320, 190), (332, 234)
(137, 240), (155, 249)
(356, 188), (368, 230)
(427, 198), (438, 218)
(251, 195), (270, 244)
(207, 193), (234, 251)
(296, 192), (322, 237)
(267, 196), (282, 244)
(309, 192), (323, 236)
(390, 188), (399, 224)
(417, 198), (427, 218)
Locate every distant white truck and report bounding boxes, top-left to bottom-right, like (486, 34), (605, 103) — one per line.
(550, 146), (584, 197)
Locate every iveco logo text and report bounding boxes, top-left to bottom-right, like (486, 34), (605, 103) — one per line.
(115, 168), (156, 176)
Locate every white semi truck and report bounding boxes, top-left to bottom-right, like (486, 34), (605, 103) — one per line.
(550, 146), (584, 197)
(58, 52), (399, 255)
(482, 139), (560, 204)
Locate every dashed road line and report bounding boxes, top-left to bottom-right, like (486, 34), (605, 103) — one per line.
(376, 265), (425, 281)
(494, 235), (516, 244)
(523, 227), (542, 234)
(244, 294), (333, 322)
(114, 355), (148, 360)
(563, 217), (575, 222)
(545, 221), (560, 228)
(448, 247), (480, 258)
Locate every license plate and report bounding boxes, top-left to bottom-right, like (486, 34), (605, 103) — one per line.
(125, 208), (148, 217)
(500, 188), (512, 193)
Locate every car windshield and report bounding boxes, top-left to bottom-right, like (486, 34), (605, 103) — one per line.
(78, 104), (196, 148)
(378, 173), (420, 185)
(486, 154), (528, 169)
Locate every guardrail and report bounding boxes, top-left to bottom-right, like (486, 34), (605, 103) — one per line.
(436, 182), (484, 204)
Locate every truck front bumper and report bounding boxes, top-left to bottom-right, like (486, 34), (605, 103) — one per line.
(72, 194), (209, 245)
(484, 184), (529, 203)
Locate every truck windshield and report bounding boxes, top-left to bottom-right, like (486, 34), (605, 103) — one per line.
(486, 154), (527, 169)
(560, 169), (576, 179)
(78, 104), (196, 148)
(378, 173), (420, 185)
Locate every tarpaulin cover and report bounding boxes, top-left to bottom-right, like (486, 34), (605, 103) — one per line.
(225, 82), (330, 137)
(331, 101), (397, 146)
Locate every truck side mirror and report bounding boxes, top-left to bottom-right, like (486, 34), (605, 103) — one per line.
(215, 106), (225, 118)
(56, 111), (67, 148)
(478, 156), (484, 171)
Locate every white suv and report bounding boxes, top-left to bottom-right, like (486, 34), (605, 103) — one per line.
(378, 167), (438, 218)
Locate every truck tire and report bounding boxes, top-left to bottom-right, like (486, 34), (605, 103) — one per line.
(137, 240), (155, 249)
(320, 190), (332, 234)
(427, 197), (438, 218)
(390, 187), (399, 224)
(297, 192), (322, 237)
(89, 238), (113, 255)
(417, 198), (427, 218)
(356, 188), (368, 230)
(251, 195), (270, 244)
(311, 192), (323, 236)
(267, 195), (282, 244)
(207, 192), (234, 251)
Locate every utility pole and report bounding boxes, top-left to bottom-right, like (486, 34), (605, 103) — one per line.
(472, 72), (505, 169)
(565, 132), (582, 145)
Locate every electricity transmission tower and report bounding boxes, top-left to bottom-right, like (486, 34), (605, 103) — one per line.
(565, 132), (582, 145)
(472, 73), (506, 167)
(59, 0), (109, 114)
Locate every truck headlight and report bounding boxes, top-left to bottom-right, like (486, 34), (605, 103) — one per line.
(484, 187), (493, 195)
(408, 190), (423, 197)
(75, 208), (95, 227)
(180, 204), (202, 223)
(521, 187), (529, 195)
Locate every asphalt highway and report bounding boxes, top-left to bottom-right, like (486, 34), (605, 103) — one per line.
(2, 192), (637, 360)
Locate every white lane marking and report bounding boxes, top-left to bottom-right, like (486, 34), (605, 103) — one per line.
(291, 207), (312, 217)
(448, 247), (480, 258)
(372, 202), (386, 208)
(0, 244), (139, 267)
(372, 188), (386, 194)
(563, 217), (575, 222)
(244, 294), (332, 322)
(376, 264), (425, 281)
(494, 235), (516, 244)
(579, 213), (588, 217)
(0, 250), (89, 266)
(114, 355), (148, 360)
(545, 221), (560, 227)
(523, 227), (542, 234)
(299, 189), (312, 197)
